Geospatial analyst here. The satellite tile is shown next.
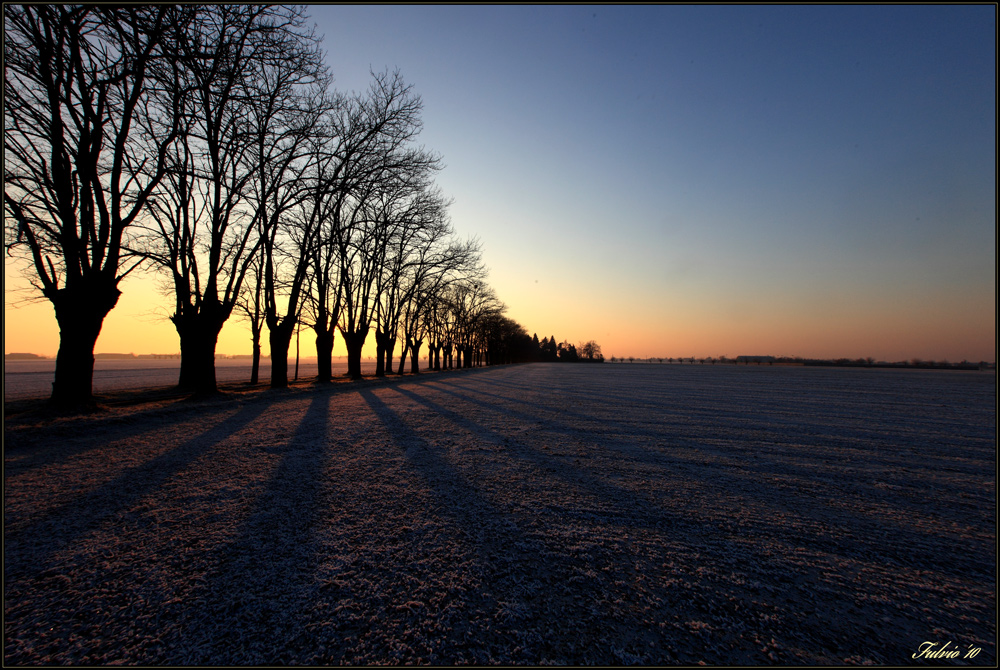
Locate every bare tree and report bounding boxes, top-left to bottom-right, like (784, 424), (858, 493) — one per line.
(329, 72), (437, 379)
(443, 277), (501, 370)
(233, 248), (266, 384)
(141, 6), (315, 394)
(262, 190), (320, 388)
(244, 15), (329, 388)
(234, 31), (329, 387)
(397, 238), (483, 374)
(297, 71), (432, 381)
(299, 109), (348, 384)
(4, 6), (188, 407)
(373, 186), (458, 376)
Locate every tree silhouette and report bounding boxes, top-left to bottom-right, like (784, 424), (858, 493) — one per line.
(558, 342), (579, 362)
(140, 6), (323, 394)
(5, 6), (188, 406)
(248, 25), (329, 389)
(579, 340), (603, 362)
(374, 187), (470, 377)
(233, 250), (266, 384)
(338, 77), (436, 379)
(6, 5), (599, 392)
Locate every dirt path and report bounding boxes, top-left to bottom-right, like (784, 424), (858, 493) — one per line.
(4, 364), (996, 664)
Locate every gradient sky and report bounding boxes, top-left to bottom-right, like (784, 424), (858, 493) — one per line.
(5, 5), (996, 362)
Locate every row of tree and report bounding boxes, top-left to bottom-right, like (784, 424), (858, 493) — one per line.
(4, 6), (542, 407)
(606, 356), (994, 370)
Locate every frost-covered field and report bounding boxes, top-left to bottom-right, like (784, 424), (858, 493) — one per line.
(3, 358), (382, 401)
(3, 363), (996, 665)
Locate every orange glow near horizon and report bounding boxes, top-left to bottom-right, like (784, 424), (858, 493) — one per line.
(5, 252), (996, 364)
(495, 266), (996, 364)
(3, 265), (369, 360)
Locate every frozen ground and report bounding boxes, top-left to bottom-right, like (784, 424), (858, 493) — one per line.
(3, 358), (383, 401)
(3, 363), (996, 664)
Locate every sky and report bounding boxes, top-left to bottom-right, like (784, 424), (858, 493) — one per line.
(4, 5), (996, 362)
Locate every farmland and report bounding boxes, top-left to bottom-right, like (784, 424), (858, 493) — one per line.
(3, 363), (996, 664)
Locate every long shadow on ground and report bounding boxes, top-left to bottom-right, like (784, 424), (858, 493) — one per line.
(357, 387), (562, 664)
(160, 391), (332, 665)
(4, 401), (268, 577)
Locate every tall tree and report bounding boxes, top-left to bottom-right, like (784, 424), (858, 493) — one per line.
(299, 107), (349, 384)
(141, 6), (317, 394)
(233, 247), (266, 384)
(300, 71), (431, 381)
(244, 15), (329, 388)
(373, 184), (452, 376)
(449, 279), (501, 369)
(330, 72), (436, 379)
(395, 237), (481, 375)
(4, 6), (187, 407)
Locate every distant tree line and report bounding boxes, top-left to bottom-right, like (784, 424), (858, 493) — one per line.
(605, 355), (994, 370)
(523, 336), (604, 363)
(3, 6), (544, 407)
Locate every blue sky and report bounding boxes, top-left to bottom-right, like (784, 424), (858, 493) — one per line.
(301, 4), (995, 361)
(5, 4), (995, 361)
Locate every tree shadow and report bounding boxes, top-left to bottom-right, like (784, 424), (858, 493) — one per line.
(386, 384), (699, 537)
(359, 384), (553, 536)
(159, 390), (332, 664)
(355, 386), (581, 664)
(385, 378), (999, 657)
(4, 408), (235, 475)
(423, 376), (994, 569)
(4, 400), (270, 581)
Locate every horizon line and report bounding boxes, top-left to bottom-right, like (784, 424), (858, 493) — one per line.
(4, 352), (996, 365)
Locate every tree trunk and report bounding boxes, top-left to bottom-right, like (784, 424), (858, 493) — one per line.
(343, 330), (366, 380)
(397, 337), (409, 375)
(315, 327), (334, 383)
(268, 320), (295, 388)
(294, 325), (300, 381)
(250, 338), (261, 385)
(410, 339), (422, 374)
(49, 281), (120, 408)
(174, 311), (226, 396)
(374, 329), (386, 377)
